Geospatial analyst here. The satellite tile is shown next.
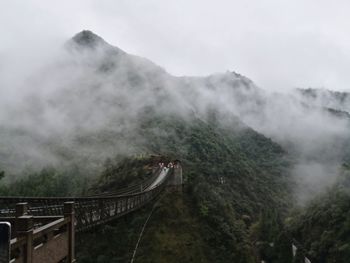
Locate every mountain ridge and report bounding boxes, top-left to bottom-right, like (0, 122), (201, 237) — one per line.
(72, 30), (107, 47)
(1, 30), (350, 262)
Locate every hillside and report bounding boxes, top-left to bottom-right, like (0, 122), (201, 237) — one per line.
(1, 31), (349, 185)
(0, 100), (294, 262)
(77, 113), (292, 262)
(0, 31), (263, 176)
(0, 109), (293, 262)
(286, 166), (350, 263)
(1, 30), (350, 262)
(297, 88), (350, 114)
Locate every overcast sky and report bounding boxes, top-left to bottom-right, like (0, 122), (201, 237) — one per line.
(1, 0), (350, 91)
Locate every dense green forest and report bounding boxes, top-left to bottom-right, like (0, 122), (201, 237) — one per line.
(0, 113), (295, 262)
(1, 30), (350, 263)
(2, 112), (350, 262)
(0, 167), (88, 197)
(75, 113), (294, 262)
(286, 165), (350, 263)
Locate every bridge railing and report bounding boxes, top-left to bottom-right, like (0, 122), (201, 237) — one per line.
(88, 166), (162, 197)
(0, 166), (173, 263)
(75, 168), (171, 232)
(0, 167), (165, 217)
(7, 202), (75, 263)
(0, 167), (172, 232)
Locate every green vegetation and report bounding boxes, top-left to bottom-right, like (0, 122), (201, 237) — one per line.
(77, 192), (216, 263)
(0, 166), (89, 197)
(286, 169), (350, 263)
(1, 112), (294, 262)
(91, 155), (160, 194)
(75, 113), (293, 262)
(1, 31), (349, 262)
(10, 111), (350, 262)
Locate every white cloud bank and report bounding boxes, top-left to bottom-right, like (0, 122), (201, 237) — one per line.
(1, 0), (350, 91)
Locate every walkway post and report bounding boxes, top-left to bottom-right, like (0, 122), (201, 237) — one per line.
(16, 215), (33, 263)
(98, 199), (105, 220)
(15, 202), (28, 236)
(64, 202), (75, 263)
(15, 203), (28, 217)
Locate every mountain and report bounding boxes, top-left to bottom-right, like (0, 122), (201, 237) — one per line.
(0, 30), (265, 176)
(71, 30), (108, 48)
(1, 30), (350, 262)
(76, 114), (292, 263)
(286, 166), (350, 263)
(2, 30), (348, 178)
(297, 88), (350, 114)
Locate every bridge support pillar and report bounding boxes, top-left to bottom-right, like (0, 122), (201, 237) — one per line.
(167, 162), (183, 191)
(64, 202), (76, 263)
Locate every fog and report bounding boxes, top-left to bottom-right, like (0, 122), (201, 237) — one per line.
(2, 1), (350, 91)
(176, 70), (350, 202)
(1, 7), (350, 202)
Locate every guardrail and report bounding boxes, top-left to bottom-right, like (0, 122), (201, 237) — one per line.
(5, 202), (75, 263)
(0, 165), (174, 262)
(88, 167), (162, 197)
(0, 168), (171, 232)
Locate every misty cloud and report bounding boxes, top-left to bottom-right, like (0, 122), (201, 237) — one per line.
(0, 24), (349, 202)
(2, 0), (350, 91)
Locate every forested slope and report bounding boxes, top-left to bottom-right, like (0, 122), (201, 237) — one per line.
(76, 113), (292, 262)
(287, 165), (350, 263)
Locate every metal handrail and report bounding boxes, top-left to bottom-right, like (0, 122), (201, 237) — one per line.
(0, 168), (173, 232)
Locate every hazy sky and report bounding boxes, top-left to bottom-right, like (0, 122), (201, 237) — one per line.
(1, 0), (350, 91)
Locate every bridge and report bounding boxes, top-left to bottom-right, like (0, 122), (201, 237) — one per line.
(0, 161), (183, 263)
(0, 160), (312, 263)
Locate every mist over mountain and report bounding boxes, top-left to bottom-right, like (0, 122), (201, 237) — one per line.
(1, 30), (350, 262)
(0, 30), (349, 203)
(297, 88), (350, 113)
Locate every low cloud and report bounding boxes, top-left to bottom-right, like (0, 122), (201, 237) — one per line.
(0, 31), (349, 203)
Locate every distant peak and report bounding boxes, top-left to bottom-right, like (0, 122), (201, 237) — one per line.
(71, 30), (106, 47)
